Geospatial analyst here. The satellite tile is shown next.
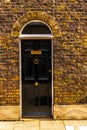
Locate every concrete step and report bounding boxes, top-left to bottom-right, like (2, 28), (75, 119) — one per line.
(0, 120), (87, 130)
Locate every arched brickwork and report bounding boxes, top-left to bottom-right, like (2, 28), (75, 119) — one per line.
(11, 11), (61, 38)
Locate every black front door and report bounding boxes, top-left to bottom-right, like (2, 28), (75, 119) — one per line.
(21, 39), (52, 117)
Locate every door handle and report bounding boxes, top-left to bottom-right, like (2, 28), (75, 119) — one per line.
(35, 82), (39, 87)
(49, 70), (51, 72)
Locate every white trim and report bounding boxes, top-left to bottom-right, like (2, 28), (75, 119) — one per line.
(52, 39), (54, 116)
(19, 34), (54, 39)
(19, 39), (22, 119)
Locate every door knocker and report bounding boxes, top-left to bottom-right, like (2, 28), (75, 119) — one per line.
(34, 59), (39, 64)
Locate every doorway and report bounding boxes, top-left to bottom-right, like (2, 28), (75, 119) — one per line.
(21, 39), (52, 117)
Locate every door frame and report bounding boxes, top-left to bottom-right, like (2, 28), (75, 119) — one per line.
(19, 20), (54, 118)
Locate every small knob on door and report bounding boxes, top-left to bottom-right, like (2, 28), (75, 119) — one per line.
(35, 82), (39, 87)
(49, 70), (51, 72)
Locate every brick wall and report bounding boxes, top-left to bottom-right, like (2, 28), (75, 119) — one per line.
(54, 0), (87, 105)
(0, 0), (87, 107)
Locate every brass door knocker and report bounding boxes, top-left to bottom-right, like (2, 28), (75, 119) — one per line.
(34, 59), (39, 64)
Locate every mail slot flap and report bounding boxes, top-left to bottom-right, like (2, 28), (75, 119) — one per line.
(31, 50), (42, 55)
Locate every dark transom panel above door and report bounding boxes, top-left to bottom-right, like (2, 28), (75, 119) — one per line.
(21, 39), (52, 117)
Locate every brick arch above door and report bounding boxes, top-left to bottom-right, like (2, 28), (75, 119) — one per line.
(11, 11), (61, 38)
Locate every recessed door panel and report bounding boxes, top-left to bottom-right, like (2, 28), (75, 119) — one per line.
(21, 40), (52, 117)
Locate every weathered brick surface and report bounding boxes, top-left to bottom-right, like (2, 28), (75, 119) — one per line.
(0, 0), (87, 109)
(54, 0), (87, 105)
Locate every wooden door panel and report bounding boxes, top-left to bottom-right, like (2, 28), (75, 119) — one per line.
(21, 40), (52, 117)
